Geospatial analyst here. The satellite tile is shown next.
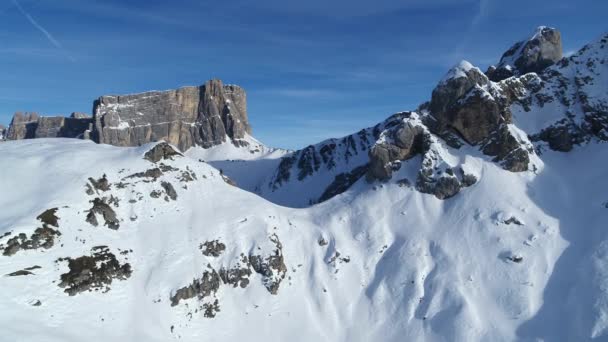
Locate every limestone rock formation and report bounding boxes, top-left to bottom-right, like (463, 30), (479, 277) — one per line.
(6, 111), (92, 140)
(487, 26), (563, 82)
(6, 112), (39, 140)
(92, 79), (251, 151)
(366, 119), (428, 181)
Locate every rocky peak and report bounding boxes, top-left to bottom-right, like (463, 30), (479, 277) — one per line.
(487, 26), (563, 81)
(429, 60), (492, 142)
(92, 79), (252, 151)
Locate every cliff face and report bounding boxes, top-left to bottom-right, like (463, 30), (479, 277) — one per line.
(6, 112), (93, 140)
(92, 79), (251, 151)
(4, 79), (251, 151)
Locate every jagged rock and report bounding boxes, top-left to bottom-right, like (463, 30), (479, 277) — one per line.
(2, 209), (61, 256)
(219, 265), (251, 289)
(88, 175), (111, 192)
(86, 198), (119, 230)
(416, 174), (462, 200)
(143, 142), (183, 163)
(482, 124), (531, 172)
(367, 120), (429, 182)
(126, 168), (163, 180)
(57, 246), (132, 296)
(248, 234), (287, 295)
(318, 164), (368, 203)
(161, 181), (177, 200)
(5, 112), (93, 140)
(203, 299), (221, 318)
(170, 268), (221, 306)
(200, 240), (226, 257)
(92, 79), (251, 151)
(429, 61), (489, 126)
(0, 124), (6, 140)
(6, 112), (39, 139)
(488, 26), (563, 82)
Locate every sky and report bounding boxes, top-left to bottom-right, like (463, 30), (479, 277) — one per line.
(0, 0), (606, 149)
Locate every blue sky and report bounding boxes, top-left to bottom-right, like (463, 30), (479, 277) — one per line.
(1, 0), (606, 149)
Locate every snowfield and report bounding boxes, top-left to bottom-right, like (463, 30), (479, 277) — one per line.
(0, 137), (606, 341)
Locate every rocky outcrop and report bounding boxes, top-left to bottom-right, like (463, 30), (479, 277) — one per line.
(367, 119), (429, 181)
(57, 246), (132, 296)
(0, 124), (6, 140)
(427, 60), (532, 172)
(5, 112), (93, 140)
(92, 79), (251, 151)
(487, 26), (563, 82)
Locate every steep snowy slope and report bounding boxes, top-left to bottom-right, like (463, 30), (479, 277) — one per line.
(0, 137), (607, 342)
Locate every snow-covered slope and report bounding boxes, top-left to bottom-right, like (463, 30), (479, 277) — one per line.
(0, 134), (607, 341)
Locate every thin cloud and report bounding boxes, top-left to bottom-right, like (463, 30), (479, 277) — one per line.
(11, 0), (75, 61)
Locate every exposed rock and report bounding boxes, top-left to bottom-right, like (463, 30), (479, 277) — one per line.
(170, 268), (221, 306)
(160, 181), (177, 200)
(5, 112), (93, 140)
(125, 168), (163, 180)
(481, 124), (531, 172)
(429, 61), (489, 124)
(2, 209), (61, 256)
(219, 265), (251, 289)
(143, 142), (183, 163)
(37, 208), (59, 227)
(86, 198), (119, 230)
(318, 164), (368, 203)
(0, 124), (6, 140)
(200, 240), (226, 257)
(6, 266), (41, 276)
(57, 246), (132, 296)
(488, 26), (563, 82)
(367, 121), (428, 181)
(88, 175), (111, 192)
(92, 79), (251, 151)
(203, 299), (221, 318)
(248, 234), (287, 295)
(6, 112), (39, 139)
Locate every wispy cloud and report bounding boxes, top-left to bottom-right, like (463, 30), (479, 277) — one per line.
(11, 0), (75, 61)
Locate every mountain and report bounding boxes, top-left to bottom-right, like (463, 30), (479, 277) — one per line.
(1, 27), (607, 342)
(2, 79), (253, 151)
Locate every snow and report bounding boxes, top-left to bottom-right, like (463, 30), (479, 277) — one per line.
(439, 60), (478, 84)
(0, 134), (606, 341)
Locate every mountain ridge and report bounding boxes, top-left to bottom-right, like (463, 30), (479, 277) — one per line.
(0, 26), (607, 342)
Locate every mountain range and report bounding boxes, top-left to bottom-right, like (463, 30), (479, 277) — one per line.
(1, 26), (607, 341)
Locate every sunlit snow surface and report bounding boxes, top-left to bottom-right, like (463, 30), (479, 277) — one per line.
(0, 137), (606, 341)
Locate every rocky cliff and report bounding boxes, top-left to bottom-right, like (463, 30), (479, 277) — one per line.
(6, 112), (93, 140)
(4, 79), (252, 151)
(92, 79), (251, 151)
(486, 26), (563, 82)
(227, 26), (605, 206)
